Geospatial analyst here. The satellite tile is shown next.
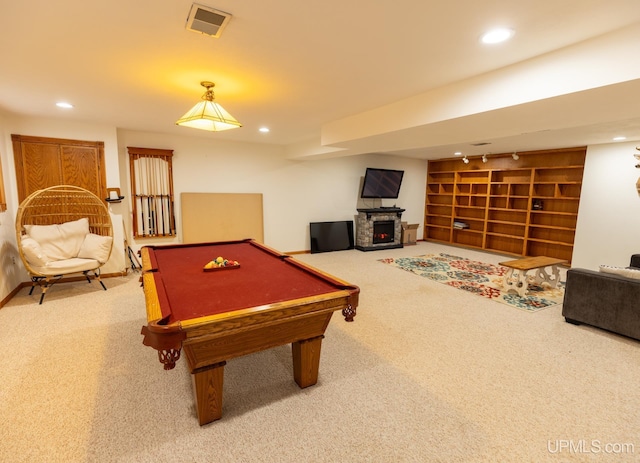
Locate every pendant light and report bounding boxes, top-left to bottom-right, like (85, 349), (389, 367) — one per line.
(176, 81), (242, 131)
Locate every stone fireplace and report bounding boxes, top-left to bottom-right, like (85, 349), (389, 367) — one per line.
(355, 208), (405, 251)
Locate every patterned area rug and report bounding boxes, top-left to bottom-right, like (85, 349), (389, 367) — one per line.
(379, 253), (565, 312)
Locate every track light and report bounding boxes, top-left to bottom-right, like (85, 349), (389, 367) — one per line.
(512, 152), (519, 160)
(482, 154), (488, 163)
(462, 156), (469, 164)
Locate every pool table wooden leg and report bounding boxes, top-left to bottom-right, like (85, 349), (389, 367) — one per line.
(192, 361), (226, 426)
(292, 335), (324, 388)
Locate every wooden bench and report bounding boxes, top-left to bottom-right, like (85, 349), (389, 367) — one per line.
(499, 256), (566, 297)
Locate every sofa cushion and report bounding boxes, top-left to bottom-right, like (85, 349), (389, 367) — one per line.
(21, 236), (50, 267)
(24, 218), (89, 260)
(78, 233), (113, 264)
(598, 264), (640, 280)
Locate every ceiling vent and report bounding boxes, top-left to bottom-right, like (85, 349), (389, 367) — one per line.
(471, 142), (492, 146)
(186, 3), (232, 38)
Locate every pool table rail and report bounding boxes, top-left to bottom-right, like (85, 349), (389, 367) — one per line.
(142, 283), (356, 370)
(181, 288), (358, 332)
(182, 292), (353, 369)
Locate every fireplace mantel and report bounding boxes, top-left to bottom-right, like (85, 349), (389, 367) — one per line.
(357, 207), (405, 220)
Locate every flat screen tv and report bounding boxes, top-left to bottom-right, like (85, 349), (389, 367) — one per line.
(310, 220), (354, 254)
(360, 168), (404, 199)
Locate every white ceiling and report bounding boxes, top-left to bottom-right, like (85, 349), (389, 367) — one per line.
(2, 0), (640, 161)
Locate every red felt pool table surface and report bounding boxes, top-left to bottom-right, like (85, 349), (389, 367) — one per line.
(144, 239), (347, 323)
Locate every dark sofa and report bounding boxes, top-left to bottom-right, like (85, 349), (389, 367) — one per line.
(562, 254), (640, 341)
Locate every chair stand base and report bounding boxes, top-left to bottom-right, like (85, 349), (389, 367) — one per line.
(30, 269), (107, 304)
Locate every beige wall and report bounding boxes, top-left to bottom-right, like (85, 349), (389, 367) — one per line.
(116, 129), (427, 254)
(0, 109), (22, 297)
(572, 141), (640, 269)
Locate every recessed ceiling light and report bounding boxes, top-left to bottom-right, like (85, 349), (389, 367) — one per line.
(481, 28), (514, 44)
(56, 102), (73, 109)
(259, 127), (270, 133)
(454, 152), (462, 156)
(613, 136), (626, 141)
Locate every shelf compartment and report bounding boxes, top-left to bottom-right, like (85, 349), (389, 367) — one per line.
(470, 196), (487, 208)
(474, 184), (488, 195)
(455, 195), (470, 207)
(428, 194), (453, 205)
(453, 217), (484, 232)
(491, 170), (532, 183)
(427, 212), (453, 219)
(428, 172), (455, 183)
(526, 240), (573, 262)
(509, 183), (531, 197)
(426, 204), (452, 216)
(456, 171), (489, 183)
(529, 212), (577, 229)
(533, 183), (582, 198)
(489, 196), (529, 211)
(454, 206), (486, 219)
(456, 183), (471, 194)
(486, 221), (525, 237)
(452, 229), (483, 247)
(426, 183), (441, 194)
(489, 196), (507, 209)
(533, 184), (555, 197)
(457, 183), (489, 195)
(455, 196), (488, 208)
(509, 198), (529, 210)
(529, 199), (579, 214)
(485, 234), (525, 255)
(557, 183), (582, 198)
(490, 184), (508, 196)
(425, 226), (451, 242)
(488, 209), (527, 224)
(534, 167), (584, 183)
(492, 183), (530, 198)
(528, 226), (575, 244)
(426, 215), (452, 227)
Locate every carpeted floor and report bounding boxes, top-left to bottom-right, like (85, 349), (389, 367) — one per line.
(1, 241), (639, 462)
(379, 253), (565, 311)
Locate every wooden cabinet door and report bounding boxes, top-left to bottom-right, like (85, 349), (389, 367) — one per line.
(12, 134), (107, 204)
(20, 140), (63, 194)
(60, 145), (104, 193)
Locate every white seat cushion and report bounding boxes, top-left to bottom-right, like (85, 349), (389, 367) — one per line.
(29, 257), (101, 276)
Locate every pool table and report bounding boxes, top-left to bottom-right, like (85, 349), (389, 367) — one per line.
(140, 239), (359, 425)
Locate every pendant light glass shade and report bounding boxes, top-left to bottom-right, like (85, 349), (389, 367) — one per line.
(176, 82), (242, 131)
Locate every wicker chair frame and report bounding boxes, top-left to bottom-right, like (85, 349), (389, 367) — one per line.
(15, 185), (114, 303)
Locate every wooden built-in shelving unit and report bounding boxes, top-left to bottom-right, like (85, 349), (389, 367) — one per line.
(424, 147), (586, 263)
